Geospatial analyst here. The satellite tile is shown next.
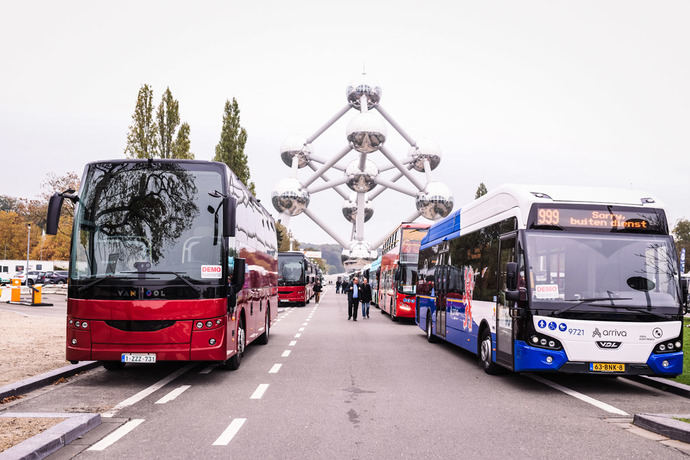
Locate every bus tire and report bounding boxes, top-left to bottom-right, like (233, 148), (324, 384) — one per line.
(256, 313), (269, 345)
(391, 303), (397, 322)
(479, 328), (501, 375)
(426, 315), (436, 343)
(224, 318), (245, 371)
(102, 361), (125, 371)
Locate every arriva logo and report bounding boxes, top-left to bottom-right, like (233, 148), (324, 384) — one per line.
(592, 328), (627, 338)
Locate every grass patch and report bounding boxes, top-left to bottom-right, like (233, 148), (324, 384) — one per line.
(675, 418), (690, 424)
(672, 318), (690, 385)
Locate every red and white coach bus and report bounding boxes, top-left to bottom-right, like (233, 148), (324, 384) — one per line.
(278, 252), (315, 306)
(46, 159), (278, 371)
(378, 222), (430, 321)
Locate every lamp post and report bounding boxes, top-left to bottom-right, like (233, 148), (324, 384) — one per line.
(26, 223), (31, 276)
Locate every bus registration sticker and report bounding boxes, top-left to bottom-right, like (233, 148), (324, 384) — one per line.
(590, 362), (625, 372)
(201, 265), (222, 279)
(534, 284), (559, 299)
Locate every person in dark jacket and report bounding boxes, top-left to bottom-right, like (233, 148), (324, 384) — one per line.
(314, 279), (323, 303)
(341, 279), (348, 295)
(359, 277), (372, 318)
(346, 277), (360, 321)
(335, 279), (341, 293)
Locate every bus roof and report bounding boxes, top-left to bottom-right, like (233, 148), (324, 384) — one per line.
(422, 184), (664, 249)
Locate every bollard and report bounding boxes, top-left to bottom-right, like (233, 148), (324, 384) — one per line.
(11, 278), (21, 302)
(32, 284), (42, 304)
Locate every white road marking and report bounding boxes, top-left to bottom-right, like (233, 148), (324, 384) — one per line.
(268, 363), (282, 374)
(102, 364), (194, 417)
(250, 384), (269, 399)
(289, 340), (297, 346)
(155, 384), (191, 404)
(302, 322), (308, 326)
(88, 419), (145, 451)
(199, 365), (216, 374)
(529, 375), (629, 415)
(298, 327), (305, 331)
(282, 350), (291, 357)
(294, 333), (302, 338)
(212, 418), (247, 446)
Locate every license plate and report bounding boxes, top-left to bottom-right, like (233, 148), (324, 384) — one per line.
(279, 299), (289, 302)
(590, 362), (625, 372)
(121, 353), (157, 363)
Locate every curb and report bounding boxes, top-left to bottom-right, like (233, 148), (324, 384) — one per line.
(0, 362), (100, 401)
(628, 375), (690, 399)
(0, 412), (101, 460)
(633, 413), (690, 443)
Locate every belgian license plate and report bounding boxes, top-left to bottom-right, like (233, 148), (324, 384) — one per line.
(121, 353), (157, 363)
(279, 299), (289, 302)
(590, 362), (625, 372)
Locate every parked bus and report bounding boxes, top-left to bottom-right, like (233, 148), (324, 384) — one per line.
(417, 184), (687, 376)
(379, 222), (430, 321)
(46, 159), (278, 371)
(278, 252), (315, 306)
(363, 256), (381, 306)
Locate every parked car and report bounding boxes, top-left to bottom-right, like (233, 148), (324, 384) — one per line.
(12, 271), (27, 285)
(44, 270), (68, 284)
(0, 273), (10, 285)
(26, 271), (47, 285)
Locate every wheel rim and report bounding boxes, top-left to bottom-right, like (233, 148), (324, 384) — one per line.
(427, 318), (432, 338)
(265, 315), (269, 337)
(238, 326), (245, 354)
(480, 336), (491, 365)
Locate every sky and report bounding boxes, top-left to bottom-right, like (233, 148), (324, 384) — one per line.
(1, 1), (689, 245)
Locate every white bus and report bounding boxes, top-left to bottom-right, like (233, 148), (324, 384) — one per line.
(417, 184), (687, 376)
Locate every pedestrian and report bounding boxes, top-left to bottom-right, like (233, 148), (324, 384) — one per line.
(360, 277), (372, 319)
(336, 279), (341, 294)
(314, 278), (322, 303)
(347, 277), (360, 321)
(341, 279), (348, 295)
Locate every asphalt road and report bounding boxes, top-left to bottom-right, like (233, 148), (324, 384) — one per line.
(6, 286), (690, 459)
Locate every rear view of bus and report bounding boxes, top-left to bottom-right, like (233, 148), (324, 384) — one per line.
(418, 185), (687, 376)
(46, 160), (277, 370)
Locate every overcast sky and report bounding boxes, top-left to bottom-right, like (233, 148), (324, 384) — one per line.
(1, 1), (689, 245)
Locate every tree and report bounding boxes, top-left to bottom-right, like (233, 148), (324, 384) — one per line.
(475, 182), (488, 199)
(214, 98), (255, 195)
(172, 122), (194, 159)
(125, 84), (157, 158)
(674, 218), (690, 273)
(276, 220), (290, 252)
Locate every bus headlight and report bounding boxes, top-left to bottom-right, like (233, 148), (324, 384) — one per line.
(529, 333), (562, 350)
(654, 337), (683, 354)
(196, 321), (204, 329)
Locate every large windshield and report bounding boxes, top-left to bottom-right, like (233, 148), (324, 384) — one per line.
(525, 231), (680, 314)
(71, 162), (224, 283)
(278, 256), (305, 285)
(400, 228), (428, 264)
(398, 264), (417, 294)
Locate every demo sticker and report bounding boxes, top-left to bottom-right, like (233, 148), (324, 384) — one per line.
(201, 265), (222, 279)
(534, 284), (559, 299)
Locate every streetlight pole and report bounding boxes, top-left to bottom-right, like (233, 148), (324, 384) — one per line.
(26, 223), (31, 276)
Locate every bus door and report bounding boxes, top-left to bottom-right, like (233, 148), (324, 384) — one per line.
(496, 234), (517, 369)
(435, 253), (448, 338)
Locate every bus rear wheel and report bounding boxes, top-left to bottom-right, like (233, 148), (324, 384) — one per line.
(224, 318), (245, 371)
(257, 313), (270, 345)
(479, 329), (501, 375)
(391, 303), (397, 322)
(426, 315), (436, 343)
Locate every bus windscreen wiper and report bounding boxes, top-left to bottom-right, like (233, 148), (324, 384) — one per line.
(551, 296), (632, 317)
(121, 270), (202, 294)
(77, 275), (140, 293)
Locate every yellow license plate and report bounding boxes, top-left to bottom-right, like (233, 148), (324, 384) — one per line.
(590, 362), (625, 372)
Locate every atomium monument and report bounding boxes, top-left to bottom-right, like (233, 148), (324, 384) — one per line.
(272, 74), (454, 270)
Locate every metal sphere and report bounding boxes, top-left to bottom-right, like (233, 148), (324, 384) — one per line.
(271, 177), (310, 216)
(342, 198), (373, 223)
(346, 112), (387, 153)
(280, 135), (312, 168)
(345, 159), (379, 193)
(346, 76), (382, 109)
(416, 181), (454, 220)
(408, 138), (442, 172)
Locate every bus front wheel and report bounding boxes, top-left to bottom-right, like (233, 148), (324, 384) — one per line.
(479, 329), (501, 375)
(257, 313), (270, 345)
(426, 315), (436, 343)
(224, 318), (245, 371)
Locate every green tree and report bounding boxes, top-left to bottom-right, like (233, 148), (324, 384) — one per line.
(172, 122), (194, 159)
(276, 220), (290, 252)
(156, 87), (180, 158)
(475, 182), (488, 199)
(214, 98), (255, 195)
(674, 218), (690, 273)
(125, 84), (157, 158)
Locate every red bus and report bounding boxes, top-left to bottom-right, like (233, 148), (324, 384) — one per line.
(278, 252), (315, 306)
(46, 159), (278, 371)
(378, 222), (430, 321)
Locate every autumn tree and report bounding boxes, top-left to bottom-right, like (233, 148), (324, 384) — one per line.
(475, 182), (488, 199)
(125, 84), (157, 158)
(214, 98), (255, 195)
(674, 218), (690, 272)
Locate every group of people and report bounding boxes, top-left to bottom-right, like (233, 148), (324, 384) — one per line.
(343, 276), (371, 321)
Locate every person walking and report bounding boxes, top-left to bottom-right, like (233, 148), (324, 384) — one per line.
(335, 279), (341, 294)
(360, 277), (372, 319)
(314, 279), (322, 303)
(341, 279), (348, 295)
(347, 277), (360, 321)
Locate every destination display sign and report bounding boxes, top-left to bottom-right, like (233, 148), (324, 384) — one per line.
(528, 205), (667, 234)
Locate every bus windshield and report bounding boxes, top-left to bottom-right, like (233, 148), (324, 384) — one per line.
(398, 264), (418, 294)
(279, 256), (304, 285)
(400, 228), (428, 264)
(525, 232), (680, 314)
(70, 162), (224, 283)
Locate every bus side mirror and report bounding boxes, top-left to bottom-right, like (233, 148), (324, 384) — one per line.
(46, 193), (65, 235)
(232, 257), (246, 291)
(506, 262), (518, 291)
(223, 196), (236, 238)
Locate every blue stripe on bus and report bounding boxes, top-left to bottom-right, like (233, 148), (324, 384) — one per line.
(647, 351), (683, 375)
(513, 341), (568, 372)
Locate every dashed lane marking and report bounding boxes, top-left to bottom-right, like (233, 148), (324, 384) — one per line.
(302, 322), (308, 326)
(529, 375), (628, 415)
(212, 418), (247, 446)
(155, 384), (191, 404)
(294, 333), (302, 338)
(298, 327), (305, 331)
(268, 364), (282, 374)
(102, 364), (194, 417)
(289, 340), (297, 346)
(282, 350), (291, 357)
(250, 384), (269, 399)
(87, 419), (145, 451)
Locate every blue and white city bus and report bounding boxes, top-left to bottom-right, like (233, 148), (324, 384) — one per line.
(416, 184), (688, 376)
